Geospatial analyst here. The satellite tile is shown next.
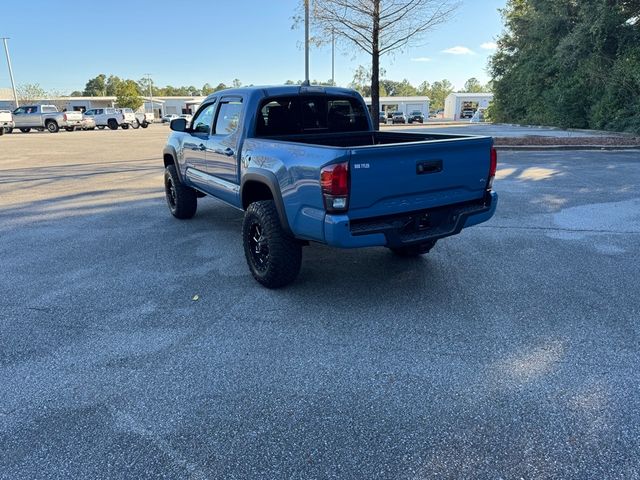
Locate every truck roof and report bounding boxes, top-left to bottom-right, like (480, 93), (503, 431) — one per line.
(201, 85), (361, 104)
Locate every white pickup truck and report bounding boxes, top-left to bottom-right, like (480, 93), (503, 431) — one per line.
(83, 107), (134, 130)
(0, 110), (13, 135)
(11, 105), (83, 133)
(135, 112), (153, 128)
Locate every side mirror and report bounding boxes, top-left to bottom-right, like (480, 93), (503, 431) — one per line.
(170, 118), (188, 132)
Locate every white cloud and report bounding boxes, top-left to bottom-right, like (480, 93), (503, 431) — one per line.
(410, 57), (432, 62)
(480, 42), (498, 50)
(442, 46), (475, 55)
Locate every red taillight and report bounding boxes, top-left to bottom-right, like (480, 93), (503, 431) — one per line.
(320, 161), (349, 212)
(63, 113), (68, 121)
(487, 147), (497, 190)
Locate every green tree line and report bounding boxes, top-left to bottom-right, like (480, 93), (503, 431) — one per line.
(490, 0), (640, 133)
(70, 71), (488, 112)
(347, 66), (490, 110)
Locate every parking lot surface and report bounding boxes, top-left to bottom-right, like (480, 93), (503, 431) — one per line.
(1, 128), (639, 479)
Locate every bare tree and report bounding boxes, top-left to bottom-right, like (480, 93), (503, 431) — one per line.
(308, 0), (459, 128)
(16, 83), (47, 105)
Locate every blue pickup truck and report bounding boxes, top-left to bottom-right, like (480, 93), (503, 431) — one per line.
(163, 85), (497, 288)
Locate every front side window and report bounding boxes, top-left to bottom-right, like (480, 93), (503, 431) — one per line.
(191, 103), (216, 134)
(214, 101), (242, 135)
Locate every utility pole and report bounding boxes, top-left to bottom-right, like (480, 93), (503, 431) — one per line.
(145, 73), (153, 119)
(304, 0), (310, 85)
(1, 38), (19, 108)
(331, 29), (335, 86)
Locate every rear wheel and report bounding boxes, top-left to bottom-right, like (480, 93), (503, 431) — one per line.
(389, 240), (437, 257)
(20, 128), (31, 133)
(121, 123), (130, 130)
(107, 119), (118, 130)
(5, 127), (13, 134)
(164, 164), (197, 219)
(242, 200), (302, 288)
(131, 119), (140, 129)
(65, 127), (74, 132)
(141, 121), (149, 128)
(97, 125), (105, 130)
(46, 121), (59, 133)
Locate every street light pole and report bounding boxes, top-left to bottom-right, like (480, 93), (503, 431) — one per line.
(304, 0), (310, 85)
(1, 38), (19, 108)
(145, 73), (153, 120)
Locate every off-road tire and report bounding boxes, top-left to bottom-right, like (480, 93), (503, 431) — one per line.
(97, 125), (105, 130)
(390, 240), (437, 257)
(131, 120), (140, 129)
(107, 119), (118, 130)
(45, 121), (59, 133)
(164, 164), (197, 219)
(5, 127), (13, 134)
(242, 200), (302, 288)
(141, 121), (149, 128)
(121, 123), (129, 130)
(65, 127), (74, 132)
(20, 128), (31, 133)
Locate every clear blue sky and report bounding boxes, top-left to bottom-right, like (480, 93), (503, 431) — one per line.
(0, 0), (506, 93)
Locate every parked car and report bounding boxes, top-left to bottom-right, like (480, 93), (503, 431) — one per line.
(83, 108), (133, 130)
(461, 109), (475, 119)
(179, 114), (193, 124)
(116, 108), (139, 128)
(163, 85), (498, 288)
(407, 110), (424, 124)
(391, 112), (407, 124)
(11, 105), (83, 133)
(0, 110), (14, 135)
(81, 115), (96, 130)
(162, 114), (179, 123)
(135, 112), (154, 128)
(378, 111), (387, 124)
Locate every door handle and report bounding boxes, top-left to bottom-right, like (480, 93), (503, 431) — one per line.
(215, 147), (235, 156)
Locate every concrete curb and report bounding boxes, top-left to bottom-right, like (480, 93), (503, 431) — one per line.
(495, 145), (640, 151)
(493, 123), (636, 138)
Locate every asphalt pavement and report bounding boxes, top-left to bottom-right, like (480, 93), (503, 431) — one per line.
(1, 128), (639, 479)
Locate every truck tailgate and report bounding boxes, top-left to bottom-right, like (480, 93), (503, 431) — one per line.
(348, 137), (492, 219)
(65, 112), (83, 121)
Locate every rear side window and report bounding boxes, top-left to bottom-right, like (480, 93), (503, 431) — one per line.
(214, 101), (242, 135)
(256, 95), (369, 136)
(42, 106), (57, 113)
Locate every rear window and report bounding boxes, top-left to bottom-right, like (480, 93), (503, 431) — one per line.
(256, 95), (369, 136)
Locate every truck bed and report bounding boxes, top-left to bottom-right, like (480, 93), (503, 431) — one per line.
(258, 130), (480, 148)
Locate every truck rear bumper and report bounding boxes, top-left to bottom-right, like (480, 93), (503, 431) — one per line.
(323, 192), (498, 249)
